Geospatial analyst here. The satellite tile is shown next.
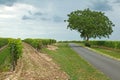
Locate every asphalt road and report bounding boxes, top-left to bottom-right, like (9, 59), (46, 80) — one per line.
(69, 43), (120, 80)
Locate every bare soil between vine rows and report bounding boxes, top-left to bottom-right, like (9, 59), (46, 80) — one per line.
(0, 43), (69, 80)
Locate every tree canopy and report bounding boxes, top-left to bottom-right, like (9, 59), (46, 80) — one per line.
(65, 8), (114, 41)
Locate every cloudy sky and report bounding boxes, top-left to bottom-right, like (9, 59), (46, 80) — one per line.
(0, 0), (120, 41)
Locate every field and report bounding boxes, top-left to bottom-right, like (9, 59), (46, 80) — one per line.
(0, 38), (120, 80)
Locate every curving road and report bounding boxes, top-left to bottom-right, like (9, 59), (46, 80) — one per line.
(69, 43), (120, 80)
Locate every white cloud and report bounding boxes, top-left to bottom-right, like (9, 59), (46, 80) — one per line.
(0, 14), (16, 18)
(89, 0), (112, 11)
(0, 3), (37, 19)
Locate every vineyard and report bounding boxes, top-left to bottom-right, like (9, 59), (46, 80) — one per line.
(0, 38), (119, 72)
(23, 38), (56, 50)
(89, 41), (120, 49)
(0, 38), (56, 72)
(0, 38), (22, 72)
(0, 38), (120, 80)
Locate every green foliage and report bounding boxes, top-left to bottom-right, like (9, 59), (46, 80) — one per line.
(90, 41), (120, 49)
(41, 39), (56, 46)
(0, 38), (22, 71)
(65, 8), (114, 41)
(85, 42), (91, 47)
(0, 47), (11, 72)
(24, 38), (42, 50)
(0, 38), (9, 48)
(23, 38), (56, 50)
(8, 38), (22, 71)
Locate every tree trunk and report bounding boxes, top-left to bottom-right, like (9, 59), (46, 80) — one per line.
(86, 36), (89, 42)
(85, 36), (91, 47)
(11, 45), (15, 71)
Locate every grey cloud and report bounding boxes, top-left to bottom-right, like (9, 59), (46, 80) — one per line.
(53, 16), (63, 22)
(90, 0), (112, 11)
(22, 13), (63, 23)
(22, 11), (50, 21)
(114, 0), (120, 3)
(22, 15), (33, 20)
(27, 11), (44, 17)
(0, 0), (17, 6)
(34, 12), (43, 16)
(22, 10), (63, 22)
(22, 15), (50, 21)
(114, 0), (120, 6)
(27, 11), (43, 16)
(22, 14), (50, 21)
(41, 17), (50, 21)
(28, 11), (32, 15)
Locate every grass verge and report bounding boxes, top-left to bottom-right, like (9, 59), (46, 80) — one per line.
(0, 47), (11, 72)
(77, 43), (120, 61)
(42, 43), (109, 80)
(90, 47), (120, 60)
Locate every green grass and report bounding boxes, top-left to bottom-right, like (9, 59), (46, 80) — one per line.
(77, 43), (120, 60)
(92, 47), (120, 59)
(77, 43), (85, 47)
(0, 47), (11, 72)
(42, 43), (109, 80)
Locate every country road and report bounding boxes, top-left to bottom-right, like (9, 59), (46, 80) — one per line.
(69, 43), (120, 80)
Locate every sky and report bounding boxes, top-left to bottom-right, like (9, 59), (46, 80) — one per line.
(0, 0), (120, 41)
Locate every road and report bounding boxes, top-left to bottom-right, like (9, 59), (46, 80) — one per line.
(69, 43), (120, 80)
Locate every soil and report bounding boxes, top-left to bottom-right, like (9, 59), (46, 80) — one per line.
(0, 43), (69, 80)
(47, 45), (58, 51)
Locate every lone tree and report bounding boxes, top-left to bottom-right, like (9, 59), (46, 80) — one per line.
(65, 8), (114, 44)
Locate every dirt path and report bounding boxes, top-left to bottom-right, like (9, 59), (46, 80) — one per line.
(2, 43), (69, 80)
(0, 45), (7, 52)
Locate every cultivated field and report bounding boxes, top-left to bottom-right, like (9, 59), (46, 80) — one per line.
(0, 38), (120, 80)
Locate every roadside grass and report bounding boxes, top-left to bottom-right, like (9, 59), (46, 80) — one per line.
(91, 47), (120, 60)
(42, 43), (109, 80)
(77, 43), (120, 60)
(0, 47), (11, 72)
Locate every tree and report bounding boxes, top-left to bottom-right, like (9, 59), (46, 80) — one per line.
(65, 8), (114, 42)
